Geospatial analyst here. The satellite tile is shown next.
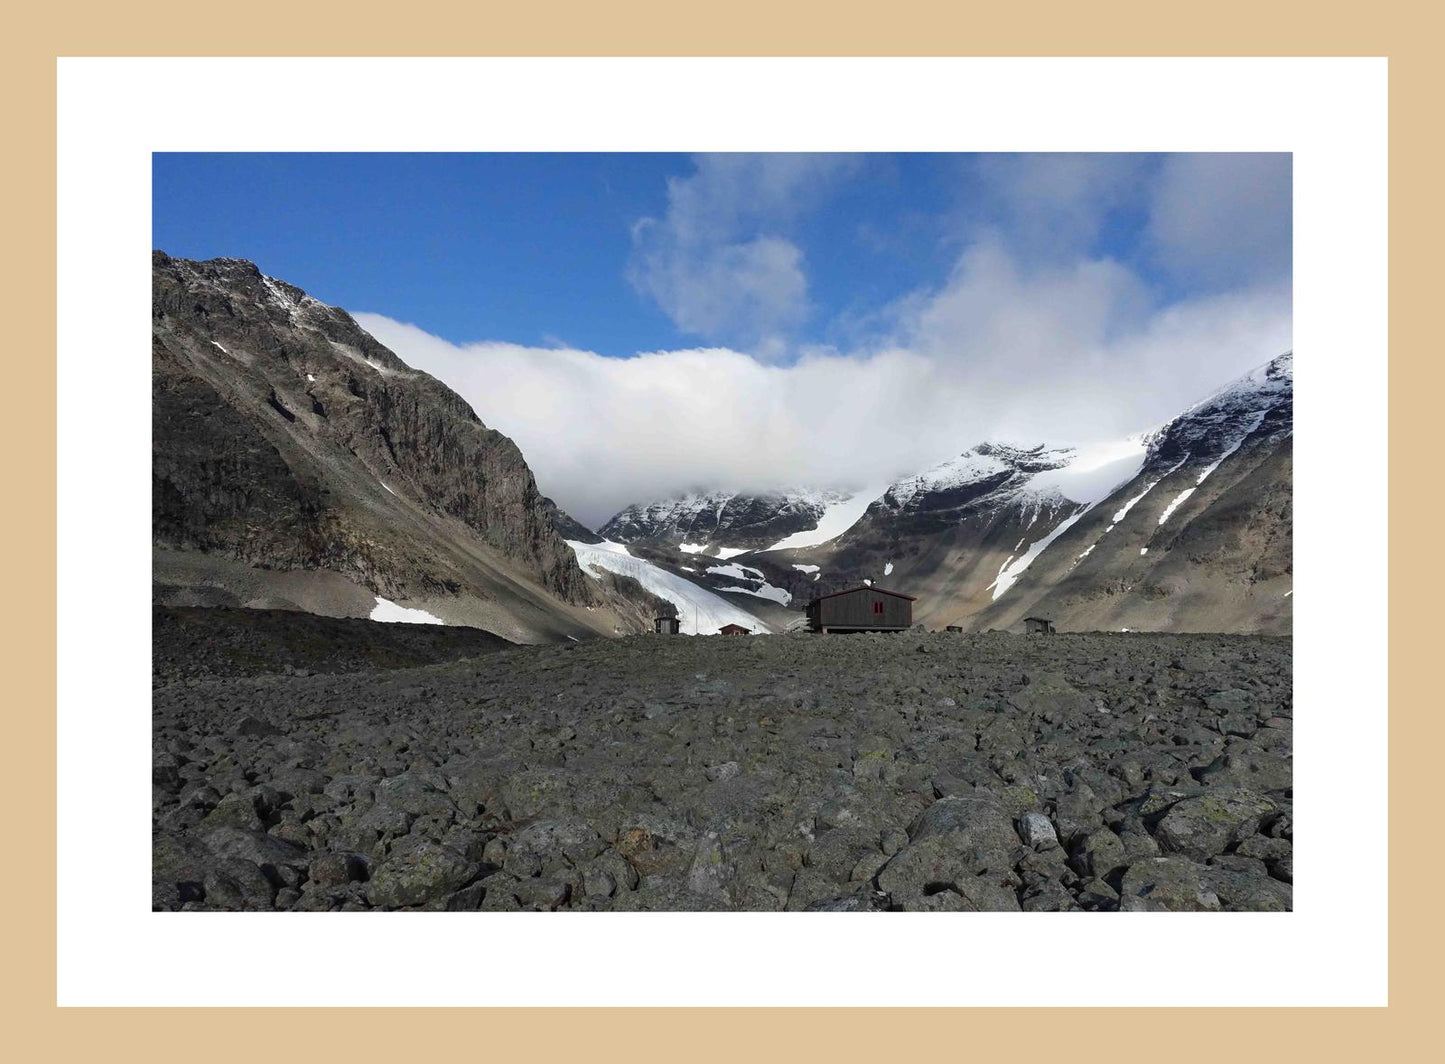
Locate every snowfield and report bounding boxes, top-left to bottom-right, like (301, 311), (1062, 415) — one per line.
(764, 484), (889, 552)
(706, 563), (792, 605)
(370, 597), (445, 625)
(1022, 437), (1147, 508)
(568, 540), (768, 635)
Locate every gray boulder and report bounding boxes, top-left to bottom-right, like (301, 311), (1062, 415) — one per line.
(1070, 829), (1128, 881)
(1119, 857), (1221, 911)
(1015, 812), (1060, 851)
(1154, 790), (1276, 861)
(877, 796), (1021, 911)
(367, 839), (478, 907)
(502, 818), (605, 878)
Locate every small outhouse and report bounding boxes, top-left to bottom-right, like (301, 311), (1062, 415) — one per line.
(1024, 617), (1055, 635)
(654, 616), (680, 635)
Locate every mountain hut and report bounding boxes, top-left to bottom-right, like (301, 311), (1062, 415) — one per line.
(806, 585), (916, 633)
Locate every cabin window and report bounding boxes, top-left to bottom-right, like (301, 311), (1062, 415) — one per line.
(872, 600), (884, 615)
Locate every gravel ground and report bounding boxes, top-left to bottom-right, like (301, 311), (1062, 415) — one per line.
(153, 624), (1292, 911)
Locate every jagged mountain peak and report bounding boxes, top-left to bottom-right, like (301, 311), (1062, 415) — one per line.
(599, 486), (849, 550)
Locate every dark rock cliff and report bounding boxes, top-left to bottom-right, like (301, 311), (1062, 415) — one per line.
(152, 252), (595, 608)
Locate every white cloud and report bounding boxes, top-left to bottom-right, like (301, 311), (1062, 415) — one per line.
(627, 154), (861, 353)
(355, 239), (1289, 529)
(629, 230), (809, 345)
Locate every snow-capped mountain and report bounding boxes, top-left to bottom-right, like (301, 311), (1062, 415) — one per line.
(600, 352), (1293, 635)
(599, 487), (850, 553)
(963, 351), (1293, 633)
(1141, 351), (1293, 475)
(873, 438), (1150, 529)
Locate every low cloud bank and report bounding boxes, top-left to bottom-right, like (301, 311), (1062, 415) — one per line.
(356, 244), (1289, 529)
(357, 154), (1291, 529)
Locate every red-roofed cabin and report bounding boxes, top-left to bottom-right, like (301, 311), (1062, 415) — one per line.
(717, 623), (751, 636)
(806, 585), (916, 633)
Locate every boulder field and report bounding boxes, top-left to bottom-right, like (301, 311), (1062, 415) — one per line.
(153, 619), (1292, 912)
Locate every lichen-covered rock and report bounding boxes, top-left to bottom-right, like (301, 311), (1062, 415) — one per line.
(1070, 829), (1128, 881)
(366, 840), (478, 907)
(1119, 857), (1221, 912)
(1154, 790), (1276, 861)
(877, 795), (1022, 911)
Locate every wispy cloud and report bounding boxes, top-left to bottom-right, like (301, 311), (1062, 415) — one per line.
(626, 154), (861, 356)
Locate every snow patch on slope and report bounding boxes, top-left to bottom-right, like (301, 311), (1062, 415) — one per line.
(1157, 488), (1196, 526)
(707, 563), (764, 581)
(707, 563), (792, 605)
(718, 584), (792, 606)
(1193, 409), (1268, 486)
(991, 507), (1091, 601)
(370, 597), (445, 625)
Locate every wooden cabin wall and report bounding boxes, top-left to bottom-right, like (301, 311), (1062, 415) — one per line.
(817, 589), (912, 629)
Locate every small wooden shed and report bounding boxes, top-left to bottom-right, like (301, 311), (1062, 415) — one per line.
(806, 585), (916, 633)
(654, 616), (680, 635)
(717, 623), (750, 636)
(1024, 617), (1055, 635)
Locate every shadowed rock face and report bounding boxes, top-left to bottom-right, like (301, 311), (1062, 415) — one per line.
(541, 496), (603, 544)
(152, 252), (596, 613)
(153, 624), (1291, 912)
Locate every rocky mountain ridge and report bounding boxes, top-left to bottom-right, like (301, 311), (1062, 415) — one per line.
(152, 253), (642, 641)
(600, 488), (849, 552)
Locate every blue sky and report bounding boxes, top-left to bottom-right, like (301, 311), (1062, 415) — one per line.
(156, 153), (997, 356)
(153, 152), (1292, 523)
